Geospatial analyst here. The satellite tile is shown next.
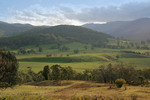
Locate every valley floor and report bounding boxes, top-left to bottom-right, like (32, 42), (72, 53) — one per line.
(0, 80), (150, 100)
(17, 49), (150, 73)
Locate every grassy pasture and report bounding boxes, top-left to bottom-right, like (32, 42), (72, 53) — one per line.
(17, 50), (150, 72)
(0, 80), (150, 100)
(13, 42), (150, 72)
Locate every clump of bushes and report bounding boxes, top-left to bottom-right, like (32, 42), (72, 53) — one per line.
(115, 78), (126, 88)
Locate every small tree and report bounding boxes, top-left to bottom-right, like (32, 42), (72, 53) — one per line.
(51, 65), (61, 80)
(84, 46), (88, 50)
(74, 49), (79, 54)
(39, 47), (43, 52)
(42, 65), (50, 80)
(115, 78), (126, 88)
(27, 67), (37, 81)
(18, 48), (26, 54)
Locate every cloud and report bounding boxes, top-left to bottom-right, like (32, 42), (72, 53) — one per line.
(62, 1), (150, 22)
(7, 1), (150, 25)
(8, 4), (84, 26)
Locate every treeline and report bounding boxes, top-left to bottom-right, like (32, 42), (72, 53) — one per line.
(18, 65), (76, 84)
(123, 51), (150, 56)
(105, 39), (150, 49)
(18, 64), (150, 86)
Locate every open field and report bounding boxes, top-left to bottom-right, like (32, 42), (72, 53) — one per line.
(0, 80), (150, 100)
(16, 44), (150, 73)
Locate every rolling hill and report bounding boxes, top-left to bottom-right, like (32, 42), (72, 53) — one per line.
(83, 18), (150, 41)
(0, 25), (113, 49)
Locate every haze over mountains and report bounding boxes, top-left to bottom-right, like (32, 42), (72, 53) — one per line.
(83, 18), (150, 41)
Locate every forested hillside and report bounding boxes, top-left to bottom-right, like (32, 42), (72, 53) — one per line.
(0, 25), (113, 49)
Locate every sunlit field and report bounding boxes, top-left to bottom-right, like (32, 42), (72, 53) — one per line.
(1, 80), (150, 100)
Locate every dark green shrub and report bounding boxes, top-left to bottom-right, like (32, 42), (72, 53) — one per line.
(115, 78), (126, 88)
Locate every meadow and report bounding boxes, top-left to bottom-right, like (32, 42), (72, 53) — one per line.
(16, 42), (150, 73)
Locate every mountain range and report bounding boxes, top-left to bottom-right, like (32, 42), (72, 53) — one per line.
(83, 18), (150, 41)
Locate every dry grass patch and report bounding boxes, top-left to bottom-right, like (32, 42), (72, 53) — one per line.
(0, 80), (150, 100)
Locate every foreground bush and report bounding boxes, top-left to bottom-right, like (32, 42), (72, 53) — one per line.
(115, 78), (126, 88)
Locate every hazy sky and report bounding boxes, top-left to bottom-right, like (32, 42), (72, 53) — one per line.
(0, 0), (150, 26)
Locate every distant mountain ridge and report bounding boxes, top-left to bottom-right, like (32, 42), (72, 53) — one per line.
(0, 21), (34, 36)
(83, 18), (150, 41)
(0, 25), (113, 49)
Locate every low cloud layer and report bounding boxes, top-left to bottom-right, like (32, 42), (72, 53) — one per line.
(7, 1), (150, 25)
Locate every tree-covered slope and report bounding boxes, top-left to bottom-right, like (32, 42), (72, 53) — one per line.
(0, 25), (113, 49)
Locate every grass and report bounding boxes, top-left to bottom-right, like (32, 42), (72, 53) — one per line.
(17, 52), (118, 72)
(0, 80), (150, 100)
(17, 48), (150, 73)
(119, 58), (150, 69)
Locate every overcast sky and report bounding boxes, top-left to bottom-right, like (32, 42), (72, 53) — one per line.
(0, 0), (150, 26)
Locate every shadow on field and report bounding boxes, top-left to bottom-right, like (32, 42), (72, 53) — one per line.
(18, 56), (107, 63)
